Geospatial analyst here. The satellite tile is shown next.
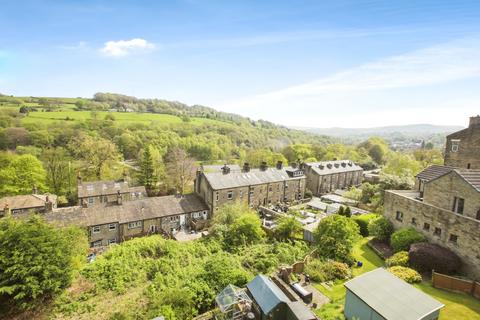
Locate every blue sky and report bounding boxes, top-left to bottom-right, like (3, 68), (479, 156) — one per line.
(1, 0), (480, 127)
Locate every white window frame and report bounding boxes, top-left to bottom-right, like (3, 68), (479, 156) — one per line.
(91, 240), (102, 248)
(127, 221), (142, 229)
(92, 226), (101, 234)
(108, 223), (116, 231)
(88, 197), (94, 204)
(107, 238), (116, 245)
(451, 139), (460, 152)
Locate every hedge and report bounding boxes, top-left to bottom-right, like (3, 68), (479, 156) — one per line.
(388, 266), (422, 283)
(386, 251), (409, 267)
(352, 214), (378, 237)
(367, 216), (394, 242)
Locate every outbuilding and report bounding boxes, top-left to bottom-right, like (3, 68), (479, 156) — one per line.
(344, 268), (444, 320)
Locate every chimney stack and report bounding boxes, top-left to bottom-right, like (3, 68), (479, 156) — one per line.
(77, 172), (82, 185)
(44, 195), (53, 213)
(260, 161), (268, 171)
(32, 185), (38, 195)
(243, 162), (250, 172)
(276, 161), (283, 170)
(221, 164), (231, 175)
(291, 162), (298, 169)
(469, 115), (480, 127)
(117, 190), (123, 205)
(3, 204), (10, 216)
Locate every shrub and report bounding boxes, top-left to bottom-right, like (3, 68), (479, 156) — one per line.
(409, 242), (462, 275)
(367, 216), (393, 242)
(305, 259), (351, 283)
(386, 251), (409, 267)
(388, 266), (422, 283)
(390, 228), (425, 252)
(352, 214), (378, 237)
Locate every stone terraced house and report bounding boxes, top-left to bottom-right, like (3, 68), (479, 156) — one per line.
(384, 116), (480, 279)
(304, 160), (363, 196)
(46, 194), (209, 248)
(77, 179), (147, 207)
(0, 193), (57, 217)
(195, 161), (306, 216)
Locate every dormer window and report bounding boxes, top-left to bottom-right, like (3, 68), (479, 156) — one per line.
(451, 139), (460, 152)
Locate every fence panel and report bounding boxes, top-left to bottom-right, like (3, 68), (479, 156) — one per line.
(432, 271), (479, 299)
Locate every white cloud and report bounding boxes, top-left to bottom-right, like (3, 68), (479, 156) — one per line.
(100, 38), (155, 57)
(219, 37), (480, 127)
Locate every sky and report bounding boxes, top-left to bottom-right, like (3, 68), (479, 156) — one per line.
(1, 0), (480, 128)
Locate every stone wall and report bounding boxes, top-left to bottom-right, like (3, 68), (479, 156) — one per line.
(444, 124), (480, 169)
(423, 172), (480, 220)
(384, 190), (480, 279)
(306, 169), (362, 196)
(89, 222), (119, 246)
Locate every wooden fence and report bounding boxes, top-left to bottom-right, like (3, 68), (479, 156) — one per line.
(432, 271), (480, 299)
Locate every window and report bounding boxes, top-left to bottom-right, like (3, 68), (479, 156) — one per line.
(128, 221), (142, 229)
(86, 185), (94, 191)
(434, 227), (442, 236)
(395, 211), (404, 222)
(240, 190), (243, 198)
(477, 209), (480, 220)
(269, 186), (272, 192)
(452, 197), (465, 214)
(451, 139), (460, 152)
(227, 191), (233, 200)
(88, 197), (94, 204)
(249, 191), (254, 197)
(423, 223), (430, 231)
(107, 239), (116, 245)
(467, 163), (471, 169)
(411, 217), (417, 225)
(91, 240), (102, 248)
(108, 223), (116, 231)
(449, 234), (458, 244)
(92, 226), (100, 233)
(216, 192), (219, 201)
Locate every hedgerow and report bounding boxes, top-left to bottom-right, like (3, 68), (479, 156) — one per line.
(390, 228), (425, 252)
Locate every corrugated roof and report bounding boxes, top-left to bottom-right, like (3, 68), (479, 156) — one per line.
(306, 160), (363, 175)
(0, 194), (57, 210)
(455, 169), (480, 192)
(45, 194), (208, 227)
(416, 165), (454, 181)
(246, 275), (290, 315)
(202, 167), (304, 190)
(77, 180), (146, 198)
(344, 268), (444, 320)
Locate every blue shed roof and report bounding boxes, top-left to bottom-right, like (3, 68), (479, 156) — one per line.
(246, 275), (290, 314)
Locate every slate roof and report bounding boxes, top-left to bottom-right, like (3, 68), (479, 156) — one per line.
(344, 268), (443, 320)
(77, 180), (146, 198)
(202, 164), (241, 173)
(416, 165), (454, 181)
(202, 167), (304, 190)
(0, 194), (57, 210)
(246, 275), (290, 315)
(45, 194), (208, 227)
(455, 169), (480, 192)
(305, 160), (362, 175)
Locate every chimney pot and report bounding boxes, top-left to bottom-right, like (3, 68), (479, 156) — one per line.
(243, 163), (250, 172)
(276, 161), (283, 170)
(222, 164), (231, 174)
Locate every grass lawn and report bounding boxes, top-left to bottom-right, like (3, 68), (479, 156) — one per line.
(313, 237), (480, 320)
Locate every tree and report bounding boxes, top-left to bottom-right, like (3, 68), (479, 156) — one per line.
(165, 148), (196, 194)
(314, 215), (360, 264)
(367, 216), (393, 242)
(0, 154), (47, 196)
(139, 145), (157, 191)
(42, 147), (74, 198)
(70, 134), (121, 179)
(0, 216), (88, 310)
(226, 213), (265, 247)
(275, 216), (302, 241)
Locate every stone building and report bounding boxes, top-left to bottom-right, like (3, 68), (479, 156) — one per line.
(77, 179), (147, 207)
(46, 194), (209, 247)
(444, 115), (480, 169)
(384, 166), (480, 278)
(195, 161), (306, 215)
(303, 160), (363, 196)
(0, 193), (57, 217)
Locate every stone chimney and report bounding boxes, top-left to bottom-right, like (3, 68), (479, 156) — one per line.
(243, 162), (250, 172)
(291, 162), (298, 169)
(3, 204), (10, 216)
(221, 164), (231, 175)
(260, 161), (268, 171)
(77, 172), (82, 185)
(469, 115), (480, 127)
(44, 195), (53, 213)
(276, 161), (283, 170)
(117, 190), (123, 205)
(32, 185), (38, 195)
(299, 162), (305, 170)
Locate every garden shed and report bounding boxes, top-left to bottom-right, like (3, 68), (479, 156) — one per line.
(344, 268), (444, 320)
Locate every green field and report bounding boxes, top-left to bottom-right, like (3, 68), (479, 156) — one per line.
(20, 110), (224, 127)
(314, 238), (480, 320)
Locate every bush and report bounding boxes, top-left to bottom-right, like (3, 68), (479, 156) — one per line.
(368, 216), (393, 242)
(390, 228), (425, 252)
(352, 214), (378, 236)
(388, 266), (422, 283)
(409, 242), (462, 275)
(386, 251), (409, 267)
(305, 259), (351, 283)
